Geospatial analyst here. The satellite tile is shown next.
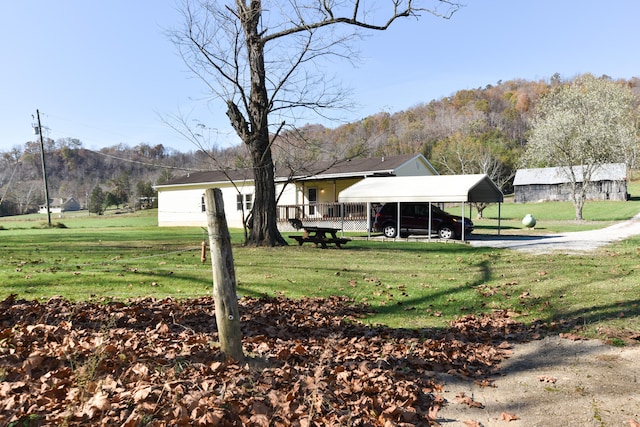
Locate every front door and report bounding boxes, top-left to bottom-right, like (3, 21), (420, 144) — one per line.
(308, 187), (318, 216)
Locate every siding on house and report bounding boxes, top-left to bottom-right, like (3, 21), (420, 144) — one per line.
(156, 179), (258, 228)
(514, 164), (627, 203)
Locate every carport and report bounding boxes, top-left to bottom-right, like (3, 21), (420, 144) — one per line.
(338, 174), (504, 241)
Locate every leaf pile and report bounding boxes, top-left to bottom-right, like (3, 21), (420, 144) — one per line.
(0, 295), (537, 426)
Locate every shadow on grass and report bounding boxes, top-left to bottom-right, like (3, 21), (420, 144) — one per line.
(362, 257), (496, 323)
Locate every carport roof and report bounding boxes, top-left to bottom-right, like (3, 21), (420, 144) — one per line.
(338, 174), (504, 203)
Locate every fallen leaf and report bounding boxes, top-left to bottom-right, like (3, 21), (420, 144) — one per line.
(501, 412), (520, 422)
(559, 333), (586, 341)
(428, 404), (440, 420)
(538, 375), (557, 383)
(82, 391), (111, 418)
(456, 392), (484, 409)
(132, 362), (149, 378)
(133, 386), (152, 403)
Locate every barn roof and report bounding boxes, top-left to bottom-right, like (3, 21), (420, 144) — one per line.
(338, 174), (504, 203)
(514, 163), (627, 186)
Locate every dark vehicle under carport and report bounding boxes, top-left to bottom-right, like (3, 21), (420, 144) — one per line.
(338, 174), (504, 241)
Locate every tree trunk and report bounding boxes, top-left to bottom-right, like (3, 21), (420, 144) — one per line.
(572, 181), (585, 221)
(574, 202), (584, 221)
(474, 202), (487, 219)
(204, 188), (244, 362)
(233, 0), (287, 247)
(247, 141), (288, 246)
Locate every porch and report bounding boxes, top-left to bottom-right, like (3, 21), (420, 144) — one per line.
(277, 202), (372, 232)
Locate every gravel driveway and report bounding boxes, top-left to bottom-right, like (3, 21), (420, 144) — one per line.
(467, 213), (640, 253)
(440, 214), (640, 425)
(435, 335), (640, 426)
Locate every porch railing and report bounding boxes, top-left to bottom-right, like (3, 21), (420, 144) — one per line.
(277, 202), (372, 232)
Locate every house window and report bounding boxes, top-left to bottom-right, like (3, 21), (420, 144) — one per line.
(201, 195), (206, 212)
(237, 194), (253, 211)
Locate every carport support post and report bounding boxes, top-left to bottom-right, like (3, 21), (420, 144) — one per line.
(204, 188), (244, 362)
(366, 202), (371, 238)
(461, 203), (466, 241)
(428, 202), (432, 240)
(396, 202), (401, 239)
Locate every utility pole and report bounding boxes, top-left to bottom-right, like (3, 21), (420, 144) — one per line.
(35, 109), (52, 227)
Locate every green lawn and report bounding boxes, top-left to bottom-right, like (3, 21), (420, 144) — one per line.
(2, 200), (640, 344)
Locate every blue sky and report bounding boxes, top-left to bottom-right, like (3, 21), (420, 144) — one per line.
(1, 1), (639, 153)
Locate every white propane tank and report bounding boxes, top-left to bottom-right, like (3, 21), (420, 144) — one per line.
(522, 213), (536, 228)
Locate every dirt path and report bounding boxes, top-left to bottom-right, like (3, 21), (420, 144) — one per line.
(435, 335), (640, 426)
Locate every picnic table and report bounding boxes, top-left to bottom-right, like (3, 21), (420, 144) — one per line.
(289, 225), (351, 248)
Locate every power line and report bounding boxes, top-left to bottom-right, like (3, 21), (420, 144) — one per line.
(82, 147), (206, 173)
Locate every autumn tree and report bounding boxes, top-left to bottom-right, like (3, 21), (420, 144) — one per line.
(172, 0), (461, 246)
(523, 74), (637, 220)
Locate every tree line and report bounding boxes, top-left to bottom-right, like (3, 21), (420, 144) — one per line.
(1, 74), (639, 218)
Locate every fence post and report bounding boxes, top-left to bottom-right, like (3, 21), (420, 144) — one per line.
(204, 188), (244, 362)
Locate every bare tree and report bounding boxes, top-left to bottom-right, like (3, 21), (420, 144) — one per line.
(171, 0), (461, 246)
(431, 130), (518, 218)
(10, 180), (42, 215)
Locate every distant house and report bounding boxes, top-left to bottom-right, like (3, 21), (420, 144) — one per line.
(154, 154), (438, 230)
(39, 197), (82, 214)
(513, 163), (628, 203)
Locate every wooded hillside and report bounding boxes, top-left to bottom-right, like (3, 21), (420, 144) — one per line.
(2, 74), (639, 216)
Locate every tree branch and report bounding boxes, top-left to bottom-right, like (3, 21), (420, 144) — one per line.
(263, 1), (462, 43)
(226, 100), (251, 142)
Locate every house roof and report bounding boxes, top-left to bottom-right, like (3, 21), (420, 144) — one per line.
(338, 174), (504, 204)
(513, 163), (627, 186)
(291, 154), (437, 180)
(155, 154), (436, 188)
(156, 169), (254, 187)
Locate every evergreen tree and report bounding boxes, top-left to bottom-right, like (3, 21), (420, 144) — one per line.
(89, 186), (106, 215)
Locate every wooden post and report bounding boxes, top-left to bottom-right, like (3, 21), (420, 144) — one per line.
(204, 188), (244, 362)
(36, 110), (52, 227)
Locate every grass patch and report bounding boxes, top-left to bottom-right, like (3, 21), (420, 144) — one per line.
(1, 201), (640, 342)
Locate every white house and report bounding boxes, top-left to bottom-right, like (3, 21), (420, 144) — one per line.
(38, 197), (82, 214)
(155, 154), (437, 230)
